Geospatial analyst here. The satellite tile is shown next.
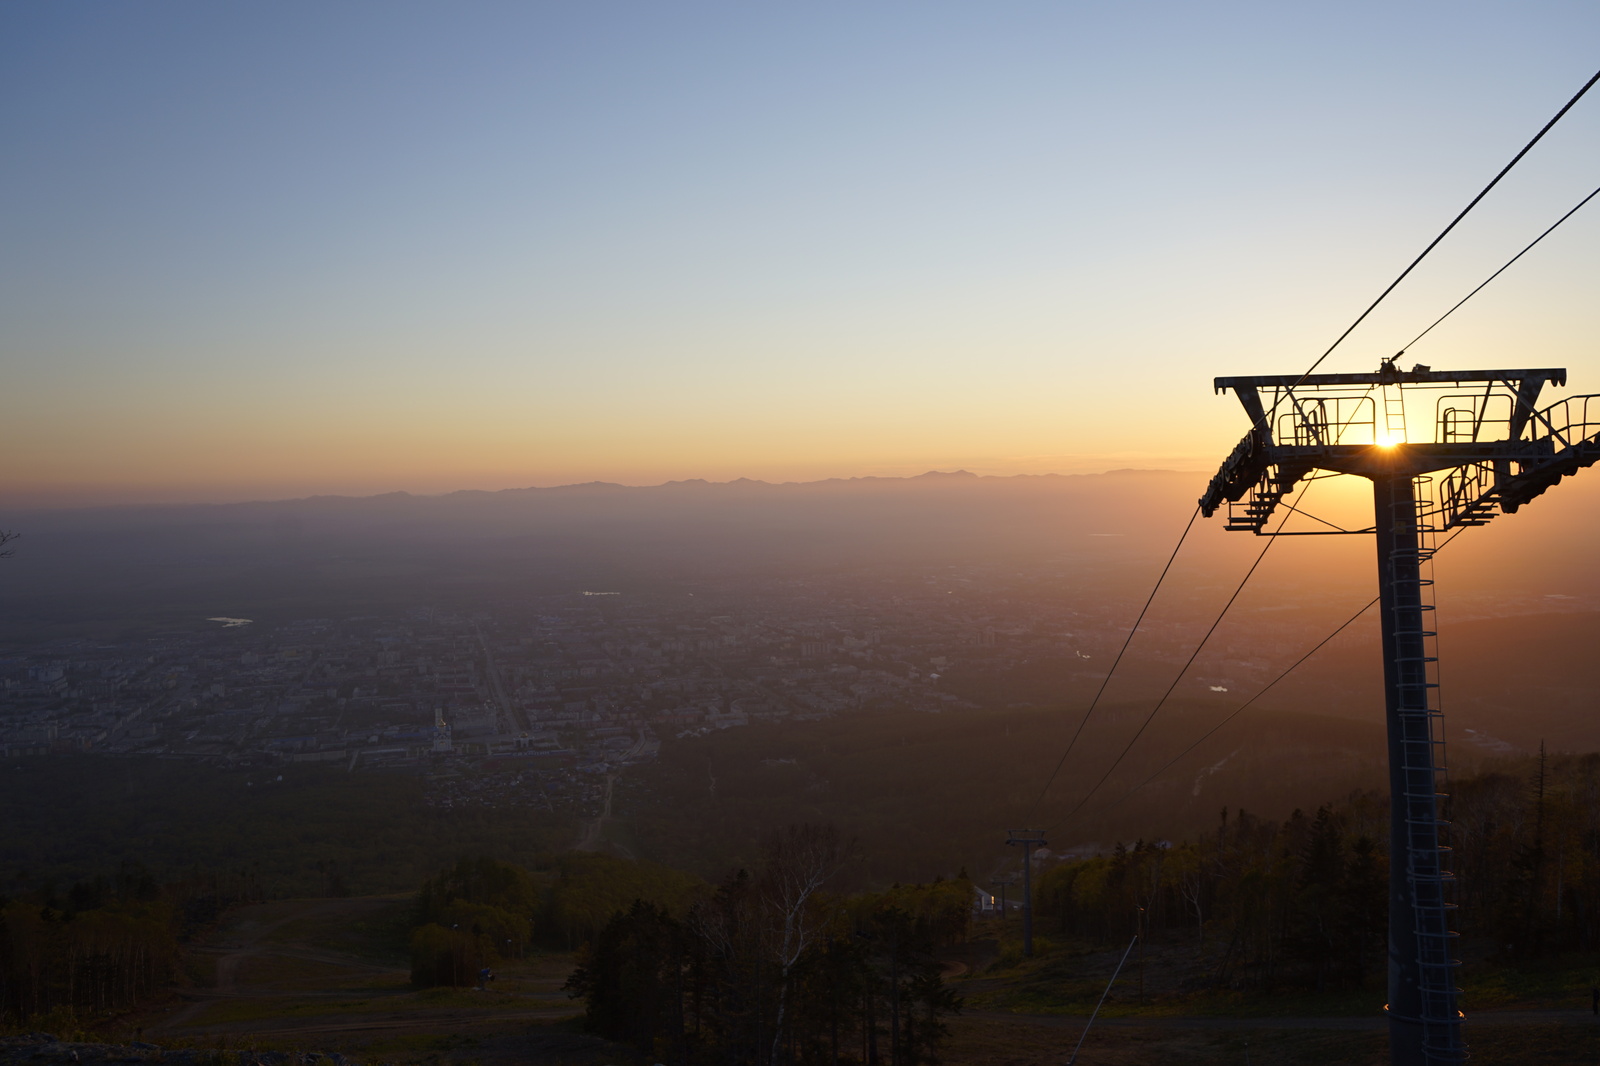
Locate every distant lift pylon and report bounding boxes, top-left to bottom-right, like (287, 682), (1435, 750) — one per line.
(1004, 829), (1046, 958)
(1200, 362), (1600, 1066)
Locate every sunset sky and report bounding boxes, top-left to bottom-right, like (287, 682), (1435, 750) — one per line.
(3, 2), (1599, 507)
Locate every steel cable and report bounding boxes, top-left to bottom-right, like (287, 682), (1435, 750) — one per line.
(1078, 528), (1465, 823)
(1018, 66), (1599, 838)
(1043, 483), (1307, 834)
(1292, 65), (1600, 384)
(1396, 181), (1600, 357)
(1024, 505), (1200, 823)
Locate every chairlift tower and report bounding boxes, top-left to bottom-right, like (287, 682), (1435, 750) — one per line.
(1201, 362), (1600, 1066)
(1005, 829), (1047, 957)
(992, 873), (1017, 918)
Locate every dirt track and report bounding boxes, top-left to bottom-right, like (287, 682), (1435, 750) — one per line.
(138, 896), (585, 1057)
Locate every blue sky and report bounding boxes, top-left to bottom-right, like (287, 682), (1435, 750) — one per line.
(3, 2), (1598, 504)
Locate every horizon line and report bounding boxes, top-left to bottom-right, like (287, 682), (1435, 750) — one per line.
(5, 466), (1200, 514)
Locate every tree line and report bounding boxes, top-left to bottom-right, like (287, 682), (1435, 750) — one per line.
(409, 850), (704, 985)
(1035, 750), (1600, 992)
(564, 826), (967, 1066)
(0, 860), (239, 1025)
(410, 827), (969, 1066)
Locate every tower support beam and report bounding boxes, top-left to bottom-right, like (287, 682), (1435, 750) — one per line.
(1373, 470), (1462, 1065)
(1193, 363), (1600, 1065)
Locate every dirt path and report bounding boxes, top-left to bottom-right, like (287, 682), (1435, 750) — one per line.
(151, 898), (408, 1034)
(138, 896), (583, 1052)
(963, 1008), (1600, 1031)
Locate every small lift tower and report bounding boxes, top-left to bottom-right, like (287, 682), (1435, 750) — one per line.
(1005, 829), (1047, 957)
(1201, 363), (1600, 1065)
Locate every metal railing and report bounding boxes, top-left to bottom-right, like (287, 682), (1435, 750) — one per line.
(1523, 394), (1600, 451)
(1436, 391), (1511, 443)
(1275, 394), (1377, 446)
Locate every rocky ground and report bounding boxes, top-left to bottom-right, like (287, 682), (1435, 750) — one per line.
(0, 1036), (358, 1066)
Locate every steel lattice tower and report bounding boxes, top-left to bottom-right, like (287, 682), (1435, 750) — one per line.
(1200, 362), (1600, 1066)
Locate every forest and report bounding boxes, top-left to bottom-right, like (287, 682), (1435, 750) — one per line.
(1034, 750), (1600, 992)
(406, 831), (970, 1066)
(394, 752), (1600, 1062)
(2, 748), (1598, 1054)
(0, 862), (232, 1024)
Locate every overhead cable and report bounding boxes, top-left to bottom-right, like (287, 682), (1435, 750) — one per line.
(1397, 181), (1600, 356)
(1091, 596), (1378, 817)
(1289, 65), (1600, 387)
(1044, 484), (1305, 833)
(1022, 65), (1600, 837)
(1082, 527), (1465, 821)
(1025, 505), (1201, 823)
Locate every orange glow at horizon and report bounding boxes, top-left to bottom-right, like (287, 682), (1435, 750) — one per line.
(4, 7), (1598, 511)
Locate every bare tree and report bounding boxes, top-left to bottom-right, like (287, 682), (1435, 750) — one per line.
(1171, 842), (1208, 949)
(0, 529), (16, 558)
(761, 823), (848, 1066)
